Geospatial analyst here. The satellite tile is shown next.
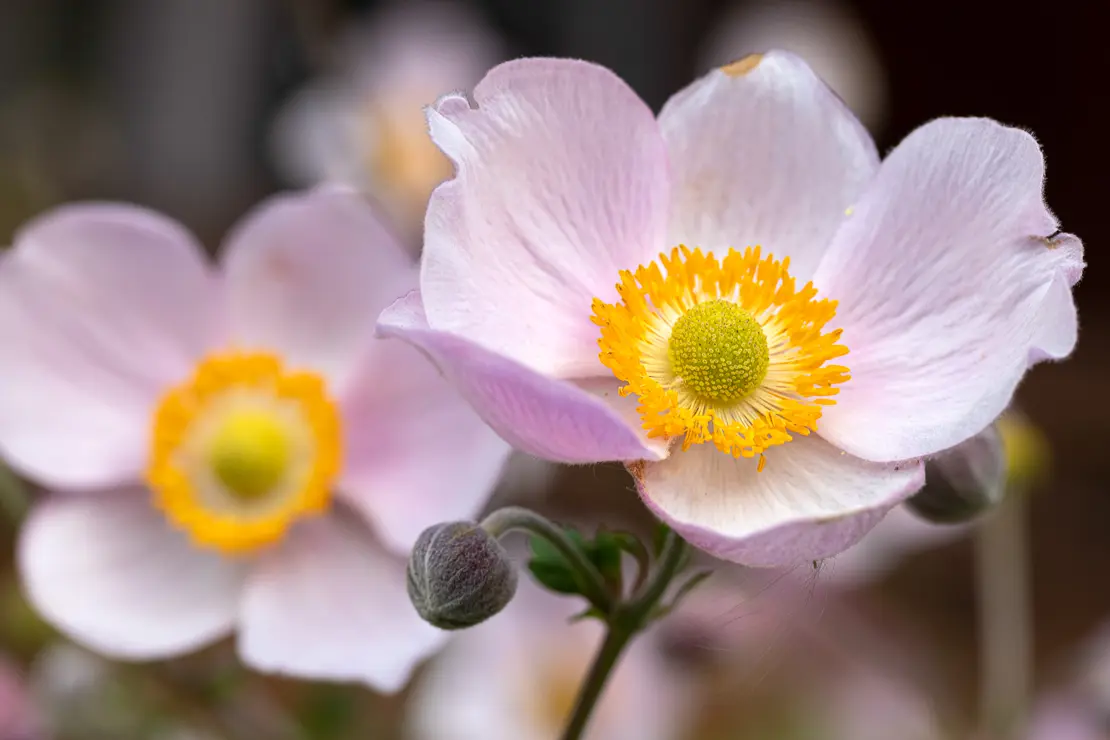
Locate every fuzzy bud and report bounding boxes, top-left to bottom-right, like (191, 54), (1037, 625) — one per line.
(908, 423), (1006, 524)
(407, 521), (517, 630)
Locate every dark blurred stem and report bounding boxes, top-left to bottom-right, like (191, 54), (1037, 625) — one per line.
(560, 529), (688, 740)
(975, 487), (1032, 739)
(0, 464), (29, 525)
(480, 506), (614, 614)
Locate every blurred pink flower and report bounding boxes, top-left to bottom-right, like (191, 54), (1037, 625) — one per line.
(0, 658), (41, 740)
(1028, 695), (1106, 740)
(0, 186), (509, 690)
(378, 53), (1082, 567)
(405, 577), (693, 740)
(270, 0), (505, 242)
(818, 668), (944, 740)
(1028, 621), (1110, 740)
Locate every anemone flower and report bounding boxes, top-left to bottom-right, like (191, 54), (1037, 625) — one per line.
(379, 52), (1082, 567)
(0, 186), (509, 690)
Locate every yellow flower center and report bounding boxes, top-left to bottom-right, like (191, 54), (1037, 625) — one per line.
(208, 411), (291, 500)
(592, 246), (850, 467)
(147, 352), (342, 555)
(667, 299), (770, 404)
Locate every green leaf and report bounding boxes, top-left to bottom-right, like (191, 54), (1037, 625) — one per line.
(527, 557), (583, 595)
(527, 529), (590, 595)
(590, 530), (624, 595)
(568, 605), (607, 623)
(652, 522), (672, 557)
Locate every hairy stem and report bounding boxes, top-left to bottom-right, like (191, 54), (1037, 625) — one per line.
(481, 506), (614, 614)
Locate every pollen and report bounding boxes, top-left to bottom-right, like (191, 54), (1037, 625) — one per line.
(667, 299), (769, 404)
(591, 246), (850, 462)
(147, 352), (342, 555)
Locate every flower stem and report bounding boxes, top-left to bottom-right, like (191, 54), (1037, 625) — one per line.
(975, 485), (1032, 739)
(559, 528), (689, 740)
(559, 624), (633, 740)
(480, 506), (614, 614)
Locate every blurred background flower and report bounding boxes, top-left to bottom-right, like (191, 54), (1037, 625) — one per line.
(269, 0), (506, 246)
(406, 575), (694, 740)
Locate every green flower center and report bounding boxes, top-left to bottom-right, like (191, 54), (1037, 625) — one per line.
(667, 299), (769, 404)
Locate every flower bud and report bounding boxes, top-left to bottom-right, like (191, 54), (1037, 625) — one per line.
(407, 521), (517, 630)
(908, 423), (1006, 524)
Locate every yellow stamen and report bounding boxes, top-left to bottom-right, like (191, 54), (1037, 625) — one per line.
(591, 246), (850, 460)
(147, 352), (342, 554)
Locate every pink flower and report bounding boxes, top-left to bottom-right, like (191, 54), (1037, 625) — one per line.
(270, 0), (505, 242)
(0, 657), (41, 740)
(378, 53), (1083, 567)
(0, 187), (510, 690)
(405, 577), (692, 740)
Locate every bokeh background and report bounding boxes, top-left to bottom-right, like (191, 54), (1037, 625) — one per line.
(0, 0), (1107, 738)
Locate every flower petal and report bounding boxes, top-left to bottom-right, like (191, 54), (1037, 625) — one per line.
(337, 336), (511, 554)
(18, 491), (244, 659)
(813, 118), (1084, 462)
(631, 436), (924, 566)
(222, 186), (415, 392)
(659, 50), (879, 281)
(0, 205), (221, 489)
(421, 57), (670, 377)
(377, 290), (667, 464)
(237, 514), (445, 692)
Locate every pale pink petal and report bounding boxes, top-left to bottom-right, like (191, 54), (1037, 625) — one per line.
(237, 514), (445, 692)
(421, 57), (670, 377)
(377, 291), (667, 464)
(814, 118), (1083, 462)
(18, 491), (244, 659)
(632, 436), (924, 566)
(337, 336), (511, 554)
(0, 205), (221, 489)
(222, 186), (414, 392)
(660, 50), (879, 281)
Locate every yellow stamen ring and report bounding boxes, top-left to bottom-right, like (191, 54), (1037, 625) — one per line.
(147, 352), (342, 555)
(591, 246), (850, 462)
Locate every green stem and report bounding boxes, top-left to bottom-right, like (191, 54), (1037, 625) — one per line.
(0, 464), (29, 526)
(559, 529), (689, 740)
(975, 485), (1032, 739)
(480, 506), (614, 614)
(559, 625), (633, 740)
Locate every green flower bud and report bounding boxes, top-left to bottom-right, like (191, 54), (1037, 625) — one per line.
(908, 423), (1006, 524)
(407, 521), (517, 630)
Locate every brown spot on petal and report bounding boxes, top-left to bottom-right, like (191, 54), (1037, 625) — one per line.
(1042, 233), (1064, 249)
(722, 54), (763, 77)
(626, 460), (646, 486)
